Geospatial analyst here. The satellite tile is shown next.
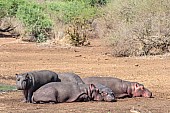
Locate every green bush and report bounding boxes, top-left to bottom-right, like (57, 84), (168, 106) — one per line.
(1, 0), (103, 44)
(16, 1), (53, 42)
(47, 0), (98, 45)
(0, 1), (7, 18)
(0, 0), (25, 18)
(0, 0), (53, 42)
(58, 0), (109, 6)
(86, 0), (108, 6)
(47, 1), (97, 24)
(1, 0), (108, 44)
(0, 0), (11, 18)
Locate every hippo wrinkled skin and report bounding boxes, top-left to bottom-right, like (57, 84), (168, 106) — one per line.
(83, 77), (152, 98)
(16, 70), (59, 103)
(32, 82), (107, 104)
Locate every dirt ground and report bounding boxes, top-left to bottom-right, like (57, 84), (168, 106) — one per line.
(0, 38), (170, 113)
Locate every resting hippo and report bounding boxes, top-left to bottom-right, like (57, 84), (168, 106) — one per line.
(57, 72), (116, 102)
(95, 84), (116, 102)
(16, 70), (59, 103)
(57, 72), (85, 84)
(83, 77), (152, 98)
(32, 82), (109, 103)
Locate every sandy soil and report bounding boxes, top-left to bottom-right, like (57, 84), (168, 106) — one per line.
(0, 38), (170, 113)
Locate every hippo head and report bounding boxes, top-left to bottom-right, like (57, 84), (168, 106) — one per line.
(132, 83), (152, 98)
(16, 73), (31, 90)
(94, 84), (116, 102)
(89, 84), (103, 101)
(89, 84), (116, 102)
(100, 91), (116, 102)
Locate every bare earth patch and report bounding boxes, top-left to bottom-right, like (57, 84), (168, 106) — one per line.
(0, 38), (170, 113)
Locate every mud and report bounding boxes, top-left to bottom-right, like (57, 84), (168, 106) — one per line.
(0, 38), (170, 113)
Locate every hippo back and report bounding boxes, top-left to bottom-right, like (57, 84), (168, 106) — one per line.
(82, 77), (127, 96)
(58, 72), (85, 84)
(29, 70), (59, 90)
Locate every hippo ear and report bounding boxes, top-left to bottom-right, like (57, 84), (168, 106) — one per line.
(135, 83), (140, 89)
(140, 85), (144, 90)
(90, 84), (96, 90)
(25, 73), (29, 79)
(96, 88), (99, 93)
(16, 74), (18, 78)
(135, 83), (144, 90)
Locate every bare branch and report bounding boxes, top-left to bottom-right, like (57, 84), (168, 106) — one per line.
(0, 26), (16, 32)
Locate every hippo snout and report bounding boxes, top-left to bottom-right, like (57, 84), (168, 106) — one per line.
(16, 81), (27, 90)
(143, 89), (152, 98)
(105, 94), (116, 102)
(16, 86), (23, 90)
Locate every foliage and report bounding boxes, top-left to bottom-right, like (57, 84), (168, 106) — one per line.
(47, 1), (97, 24)
(0, 0), (9, 18)
(102, 0), (170, 56)
(0, 0), (103, 44)
(47, 0), (97, 45)
(0, 0), (26, 18)
(0, 0), (53, 42)
(66, 20), (90, 46)
(86, 0), (108, 6)
(58, 0), (109, 6)
(16, 1), (52, 42)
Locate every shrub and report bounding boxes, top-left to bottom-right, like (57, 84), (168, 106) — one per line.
(0, 0), (24, 37)
(1, 0), (102, 44)
(83, 0), (108, 6)
(103, 0), (170, 56)
(0, 0), (9, 18)
(0, 0), (53, 42)
(58, 0), (109, 6)
(65, 20), (91, 46)
(16, 1), (53, 42)
(47, 0), (97, 45)
(47, 1), (97, 24)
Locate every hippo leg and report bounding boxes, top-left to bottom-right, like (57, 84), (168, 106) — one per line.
(22, 90), (28, 103)
(27, 89), (34, 103)
(75, 93), (90, 102)
(116, 93), (131, 98)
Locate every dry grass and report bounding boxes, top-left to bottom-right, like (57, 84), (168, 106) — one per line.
(95, 0), (170, 56)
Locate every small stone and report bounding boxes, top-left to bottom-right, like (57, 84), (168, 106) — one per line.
(135, 64), (139, 67)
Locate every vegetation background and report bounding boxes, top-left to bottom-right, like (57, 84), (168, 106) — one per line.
(1, 0), (170, 56)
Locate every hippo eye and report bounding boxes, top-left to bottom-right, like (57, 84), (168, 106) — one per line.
(17, 78), (20, 81)
(111, 93), (114, 96)
(102, 92), (107, 95)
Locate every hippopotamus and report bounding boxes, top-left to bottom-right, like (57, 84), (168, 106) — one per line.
(57, 72), (116, 102)
(16, 70), (59, 103)
(57, 72), (85, 84)
(82, 77), (152, 98)
(32, 82), (111, 104)
(95, 84), (116, 102)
